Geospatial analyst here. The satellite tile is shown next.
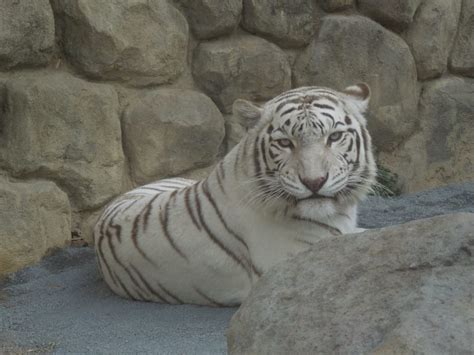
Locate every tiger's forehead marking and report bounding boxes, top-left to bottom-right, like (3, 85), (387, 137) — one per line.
(267, 89), (350, 139)
(269, 86), (340, 105)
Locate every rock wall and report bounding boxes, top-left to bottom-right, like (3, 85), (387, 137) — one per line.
(0, 0), (473, 274)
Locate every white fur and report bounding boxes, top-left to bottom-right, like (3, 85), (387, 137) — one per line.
(94, 85), (376, 306)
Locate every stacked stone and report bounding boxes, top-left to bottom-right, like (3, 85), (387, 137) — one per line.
(0, 0), (473, 275)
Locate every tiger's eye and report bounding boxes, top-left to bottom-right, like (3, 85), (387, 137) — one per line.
(328, 131), (343, 143)
(276, 138), (294, 149)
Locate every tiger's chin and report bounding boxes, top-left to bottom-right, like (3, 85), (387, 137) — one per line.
(295, 194), (338, 209)
(290, 186), (341, 202)
(296, 193), (335, 202)
(294, 186), (364, 210)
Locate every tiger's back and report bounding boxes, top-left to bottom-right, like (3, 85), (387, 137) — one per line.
(95, 178), (254, 306)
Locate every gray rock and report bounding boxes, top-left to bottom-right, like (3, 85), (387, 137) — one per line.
(193, 35), (291, 113)
(359, 182), (474, 229)
(432, 77), (473, 168)
(404, 0), (462, 80)
(72, 209), (102, 246)
(228, 213), (474, 354)
(358, 0), (422, 32)
(378, 77), (474, 192)
(294, 15), (418, 151)
(179, 165), (217, 182)
(450, 0), (474, 77)
(319, 0), (353, 12)
(174, 0), (242, 39)
(123, 89), (225, 185)
(51, 0), (188, 86)
(0, 177), (71, 277)
(224, 114), (247, 150)
(0, 71), (126, 210)
(0, 0), (55, 69)
(420, 77), (474, 168)
(241, 0), (320, 48)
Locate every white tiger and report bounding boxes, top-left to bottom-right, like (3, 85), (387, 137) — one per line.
(94, 83), (377, 306)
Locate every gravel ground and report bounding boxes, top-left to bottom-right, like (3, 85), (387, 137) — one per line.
(1, 182), (473, 354)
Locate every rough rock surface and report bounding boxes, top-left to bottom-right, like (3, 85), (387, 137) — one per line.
(193, 35), (291, 113)
(174, 0), (242, 39)
(51, 0), (188, 86)
(358, 183), (474, 228)
(1, 183), (474, 353)
(379, 77), (474, 192)
(404, 0), (462, 80)
(416, 77), (474, 182)
(241, 0), (319, 48)
(319, 0), (353, 12)
(294, 15), (418, 151)
(179, 165), (217, 183)
(225, 114), (247, 150)
(228, 213), (474, 354)
(450, 0), (474, 77)
(0, 71), (126, 209)
(0, 0), (55, 69)
(358, 0), (422, 32)
(0, 177), (70, 277)
(123, 89), (225, 184)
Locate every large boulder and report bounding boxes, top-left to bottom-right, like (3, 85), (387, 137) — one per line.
(228, 213), (474, 354)
(0, 0), (55, 69)
(174, 0), (242, 39)
(319, 0), (353, 12)
(51, 0), (188, 86)
(379, 77), (474, 192)
(193, 35), (291, 113)
(0, 71), (126, 210)
(0, 177), (71, 277)
(294, 15), (418, 151)
(123, 89), (225, 185)
(359, 182), (474, 228)
(358, 0), (422, 32)
(225, 114), (247, 150)
(241, 0), (320, 48)
(404, 0), (462, 80)
(450, 0), (474, 77)
(416, 77), (474, 183)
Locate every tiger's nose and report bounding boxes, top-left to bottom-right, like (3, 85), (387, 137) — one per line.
(301, 174), (328, 194)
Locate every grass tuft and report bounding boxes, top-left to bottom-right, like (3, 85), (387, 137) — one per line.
(372, 165), (402, 197)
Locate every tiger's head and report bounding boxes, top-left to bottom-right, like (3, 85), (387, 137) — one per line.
(233, 83), (377, 209)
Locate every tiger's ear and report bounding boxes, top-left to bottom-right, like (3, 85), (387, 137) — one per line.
(232, 99), (262, 129)
(343, 83), (370, 113)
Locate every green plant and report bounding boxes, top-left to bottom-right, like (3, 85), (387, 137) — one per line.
(372, 164), (402, 197)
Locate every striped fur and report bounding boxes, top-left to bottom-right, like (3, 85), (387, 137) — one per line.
(94, 84), (377, 306)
